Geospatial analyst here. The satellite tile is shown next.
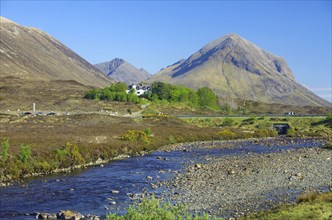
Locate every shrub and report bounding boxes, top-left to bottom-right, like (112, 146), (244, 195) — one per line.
(19, 144), (31, 163)
(144, 128), (152, 135)
(168, 135), (177, 144)
(107, 195), (219, 220)
(255, 128), (278, 137)
(287, 128), (296, 137)
(34, 160), (52, 173)
(222, 117), (234, 127)
(217, 129), (238, 139)
(54, 143), (85, 167)
(120, 130), (152, 145)
(296, 191), (319, 204)
(325, 114), (332, 128)
(1, 138), (10, 162)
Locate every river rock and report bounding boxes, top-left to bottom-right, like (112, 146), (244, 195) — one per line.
(35, 212), (57, 219)
(227, 169), (235, 175)
(57, 210), (83, 220)
(85, 215), (100, 220)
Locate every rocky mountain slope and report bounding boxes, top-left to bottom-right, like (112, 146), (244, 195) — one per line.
(148, 34), (330, 107)
(0, 16), (112, 87)
(95, 58), (151, 84)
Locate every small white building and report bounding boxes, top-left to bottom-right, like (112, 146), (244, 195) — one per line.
(126, 84), (150, 96)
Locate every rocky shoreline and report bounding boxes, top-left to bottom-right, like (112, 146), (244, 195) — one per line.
(1, 137), (331, 220)
(160, 138), (332, 219)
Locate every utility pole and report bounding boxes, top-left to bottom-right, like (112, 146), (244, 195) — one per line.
(33, 103), (36, 114)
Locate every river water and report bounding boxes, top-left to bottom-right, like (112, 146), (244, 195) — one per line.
(0, 138), (326, 219)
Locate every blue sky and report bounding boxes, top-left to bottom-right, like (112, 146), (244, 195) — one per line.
(1, 1), (331, 102)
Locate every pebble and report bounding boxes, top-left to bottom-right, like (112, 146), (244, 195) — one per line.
(161, 138), (332, 218)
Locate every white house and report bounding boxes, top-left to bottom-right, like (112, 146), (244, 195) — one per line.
(126, 84), (150, 96)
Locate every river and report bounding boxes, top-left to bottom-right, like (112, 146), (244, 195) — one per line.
(0, 138), (326, 219)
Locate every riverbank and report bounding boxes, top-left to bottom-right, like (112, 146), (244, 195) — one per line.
(0, 137), (330, 219)
(1, 113), (330, 185)
(160, 138), (332, 219)
(0, 154), (131, 187)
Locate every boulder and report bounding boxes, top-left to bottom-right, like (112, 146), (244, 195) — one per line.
(111, 190), (120, 194)
(57, 210), (84, 220)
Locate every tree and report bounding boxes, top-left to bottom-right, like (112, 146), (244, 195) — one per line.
(151, 82), (172, 100)
(197, 87), (220, 110)
(109, 82), (128, 93)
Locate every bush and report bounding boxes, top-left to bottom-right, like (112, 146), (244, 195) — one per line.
(144, 128), (152, 135)
(217, 129), (238, 139)
(1, 138), (9, 162)
(168, 135), (178, 144)
(107, 195), (220, 220)
(120, 130), (152, 145)
(53, 143), (85, 167)
(296, 191), (319, 204)
(325, 114), (332, 128)
(255, 128), (278, 137)
(222, 117), (234, 127)
(34, 160), (52, 173)
(287, 128), (296, 137)
(19, 144), (31, 163)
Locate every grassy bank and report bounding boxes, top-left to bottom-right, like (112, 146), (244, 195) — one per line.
(0, 114), (330, 183)
(183, 115), (332, 137)
(105, 192), (332, 220)
(241, 191), (332, 220)
(1, 113), (230, 182)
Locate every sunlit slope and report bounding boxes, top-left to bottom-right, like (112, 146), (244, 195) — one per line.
(148, 34), (330, 107)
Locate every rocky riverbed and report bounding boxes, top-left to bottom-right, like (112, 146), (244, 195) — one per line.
(160, 138), (332, 219)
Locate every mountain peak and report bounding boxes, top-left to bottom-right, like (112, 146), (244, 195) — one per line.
(224, 33), (242, 40)
(0, 16), (17, 24)
(148, 34), (330, 107)
(0, 16), (112, 86)
(95, 58), (150, 84)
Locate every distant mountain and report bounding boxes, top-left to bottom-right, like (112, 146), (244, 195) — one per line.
(148, 34), (330, 107)
(0, 16), (112, 87)
(95, 58), (151, 84)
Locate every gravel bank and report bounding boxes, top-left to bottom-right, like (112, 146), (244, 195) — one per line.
(161, 139), (332, 219)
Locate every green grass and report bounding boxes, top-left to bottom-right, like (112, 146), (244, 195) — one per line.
(241, 192), (332, 220)
(107, 192), (332, 220)
(183, 116), (332, 138)
(107, 195), (223, 220)
(1, 115), (330, 181)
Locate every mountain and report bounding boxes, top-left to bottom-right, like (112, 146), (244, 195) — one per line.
(0, 16), (112, 87)
(95, 58), (151, 84)
(148, 34), (330, 107)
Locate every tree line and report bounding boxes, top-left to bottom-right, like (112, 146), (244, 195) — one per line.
(84, 82), (220, 110)
(84, 82), (139, 103)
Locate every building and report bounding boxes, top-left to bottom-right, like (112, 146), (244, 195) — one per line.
(126, 84), (151, 96)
